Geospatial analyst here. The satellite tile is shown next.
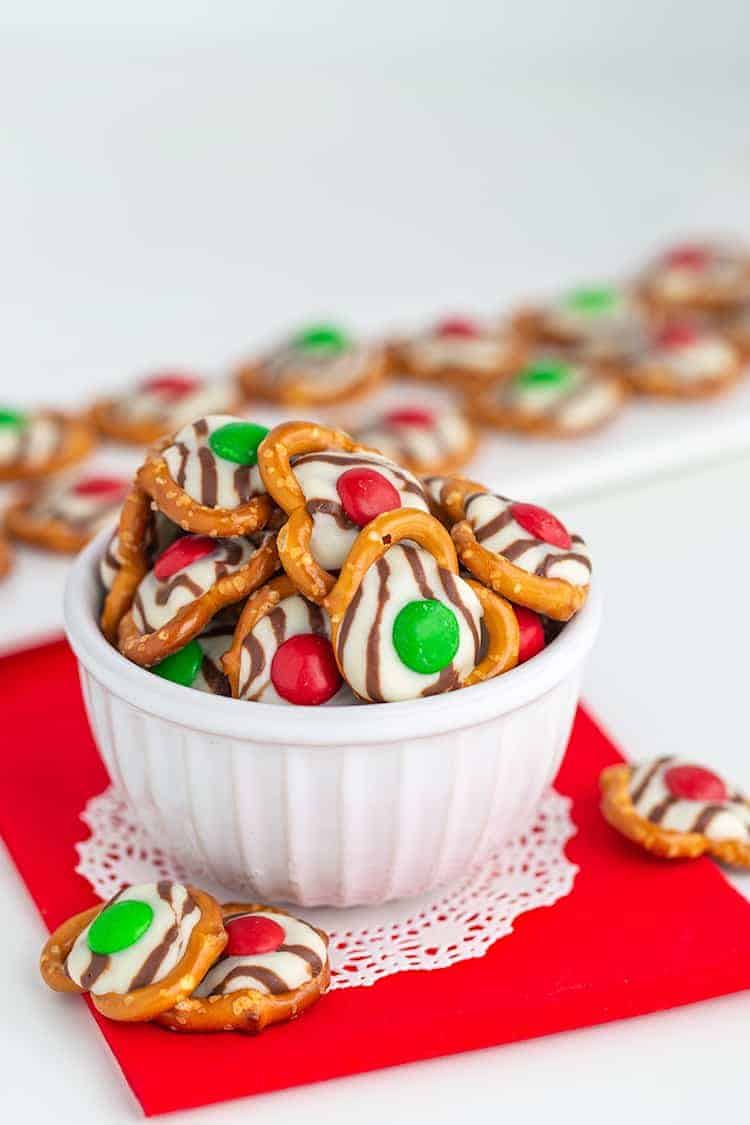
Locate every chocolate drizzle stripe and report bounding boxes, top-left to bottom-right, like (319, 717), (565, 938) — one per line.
(440, 567), (481, 655)
(308, 602), (326, 635)
(80, 952), (111, 990)
(365, 557), (390, 702)
(502, 538), (540, 565)
(292, 452), (427, 503)
(193, 418), (208, 437)
(241, 632), (266, 697)
(306, 498), (354, 530)
(336, 581), (363, 665)
(155, 572), (204, 606)
(201, 654), (231, 696)
(278, 944), (323, 976)
(197, 445), (218, 507)
(268, 605), (288, 649)
(234, 463), (253, 503)
(174, 441), (190, 489)
(631, 758), (671, 804)
(690, 805), (728, 835)
(647, 794), (678, 825)
(213, 964), (290, 996)
(474, 508), (514, 543)
(541, 551), (592, 579)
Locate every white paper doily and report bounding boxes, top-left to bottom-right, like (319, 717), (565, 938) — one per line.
(75, 786), (578, 991)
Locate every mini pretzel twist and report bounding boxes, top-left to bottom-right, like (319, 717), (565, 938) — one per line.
(462, 579), (519, 684)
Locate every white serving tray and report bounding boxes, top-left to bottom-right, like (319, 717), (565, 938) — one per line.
(1, 381), (749, 656)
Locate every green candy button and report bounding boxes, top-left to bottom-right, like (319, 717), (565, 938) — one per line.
(515, 360), (572, 390)
(208, 421), (269, 465)
(292, 324), (349, 354)
(87, 899), (154, 955)
(392, 598), (459, 675)
(564, 286), (618, 315)
(152, 640), (203, 687)
(0, 408), (27, 429)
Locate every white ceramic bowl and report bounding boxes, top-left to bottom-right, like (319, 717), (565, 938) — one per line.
(64, 530), (602, 907)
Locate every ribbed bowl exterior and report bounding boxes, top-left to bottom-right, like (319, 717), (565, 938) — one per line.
(78, 664), (581, 906)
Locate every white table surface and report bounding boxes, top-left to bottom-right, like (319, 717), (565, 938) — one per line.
(2, 9), (750, 1120)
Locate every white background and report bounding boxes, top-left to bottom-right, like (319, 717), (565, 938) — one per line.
(2, 2), (750, 1121)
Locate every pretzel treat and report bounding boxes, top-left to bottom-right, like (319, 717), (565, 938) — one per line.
(118, 530), (279, 667)
(600, 758), (750, 866)
(6, 471), (130, 554)
(512, 286), (645, 365)
(472, 357), (626, 437)
(0, 531), (11, 581)
(353, 404), (478, 475)
(639, 240), (750, 313)
(0, 408), (95, 483)
(450, 489), (591, 620)
(238, 324), (385, 405)
(724, 302), (750, 359)
(391, 316), (526, 388)
(137, 415), (274, 536)
(99, 483), (157, 644)
(324, 509), (518, 702)
(40, 882), (227, 1021)
(157, 904), (330, 1034)
(619, 321), (741, 398)
(259, 420), (429, 602)
(90, 372), (240, 446)
(223, 576), (356, 705)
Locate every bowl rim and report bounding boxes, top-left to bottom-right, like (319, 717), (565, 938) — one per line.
(64, 527), (602, 746)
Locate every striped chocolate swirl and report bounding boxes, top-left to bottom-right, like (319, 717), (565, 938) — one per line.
(110, 379), (234, 429)
(355, 410), (471, 469)
(132, 533), (269, 634)
(629, 757), (750, 841)
(193, 909), (328, 998)
(65, 882), (200, 996)
(336, 542), (483, 703)
(490, 363), (620, 430)
(162, 415), (265, 509)
(465, 493), (591, 587)
(256, 340), (374, 392)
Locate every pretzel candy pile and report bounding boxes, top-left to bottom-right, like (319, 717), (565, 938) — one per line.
(40, 881), (330, 1034)
(96, 413), (591, 705)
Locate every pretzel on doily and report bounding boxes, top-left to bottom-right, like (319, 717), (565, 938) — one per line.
(0, 411), (96, 483)
(451, 516), (587, 622)
(100, 482), (154, 644)
(155, 903), (330, 1034)
(40, 887), (227, 1022)
(137, 435), (275, 537)
(221, 574), (297, 698)
(118, 533), (280, 667)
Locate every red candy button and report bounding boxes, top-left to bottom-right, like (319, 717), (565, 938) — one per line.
(664, 764), (728, 803)
(336, 467), (401, 527)
(513, 605), (546, 664)
(435, 317), (480, 338)
(141, 373), (201, 397)
(225, 915), (285, 957)
(656, 322), (700, 350)
(384, 407), (435, 428)
(665, 245), (709, 270)
(72, 476), (128, 499)
(153, 535), (215, 580)
(510, 502), (572, 550)
(270, 633), (342, 706)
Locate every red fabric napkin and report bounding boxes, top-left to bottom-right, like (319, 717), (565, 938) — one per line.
(3, 638), (750, 1117)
